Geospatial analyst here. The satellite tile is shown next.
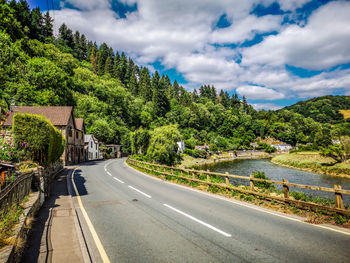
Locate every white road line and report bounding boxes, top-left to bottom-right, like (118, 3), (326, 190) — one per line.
(128, 186), (152, 198)
(113, 177), (125, 184)
(72, 169), (111, 263)
(107, 171), (112, 176)
(126, 161), (350, 237)
(163, 204), (232, 237)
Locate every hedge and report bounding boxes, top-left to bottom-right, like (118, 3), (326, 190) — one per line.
(13, 113), (65, 166)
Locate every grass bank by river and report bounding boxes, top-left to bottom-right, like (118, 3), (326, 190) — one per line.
(271, 152), (350, 179)
(179, 151), (275, 169)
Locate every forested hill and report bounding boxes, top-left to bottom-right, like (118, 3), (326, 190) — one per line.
(282, 95), (350, 124)
(1, 0), (350, 154)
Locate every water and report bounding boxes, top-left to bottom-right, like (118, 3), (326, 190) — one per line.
(200, 158), (350, 205)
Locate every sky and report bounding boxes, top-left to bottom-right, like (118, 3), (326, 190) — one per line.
(28, 0), (350, 110)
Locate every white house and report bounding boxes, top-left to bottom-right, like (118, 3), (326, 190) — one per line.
(271, 143), (293, 151)
(177, 141), (185, 153)
(84, 135), (100, 160)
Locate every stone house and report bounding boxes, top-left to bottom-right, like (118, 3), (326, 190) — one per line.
(2, 106), (85, 165)
(84, 134), (100, 160)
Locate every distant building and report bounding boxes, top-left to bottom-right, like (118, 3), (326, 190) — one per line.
(84, 135), (100, 160)
(105, 144), (121, 158)
(271, 143), (293, 151)
(195, 144), (210, 151)
(177, 141), (185, 153)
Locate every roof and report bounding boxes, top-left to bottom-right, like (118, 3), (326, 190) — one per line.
(3, 106), (74, 127)
(74, 118), (84, 132)
(84, 134), (98, 144)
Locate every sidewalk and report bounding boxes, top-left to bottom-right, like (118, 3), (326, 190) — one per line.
(21, 168), (89, 263)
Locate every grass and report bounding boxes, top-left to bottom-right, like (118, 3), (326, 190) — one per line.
(0, 204), (24, 248)
(271, 152), (350, 177)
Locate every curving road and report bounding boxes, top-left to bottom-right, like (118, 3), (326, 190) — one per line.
(70, 158), (350, 263)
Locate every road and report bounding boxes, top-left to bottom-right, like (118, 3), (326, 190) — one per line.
(70, 158), (350, 263)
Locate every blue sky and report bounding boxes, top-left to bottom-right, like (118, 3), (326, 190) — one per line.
(28, 0), (350, 109)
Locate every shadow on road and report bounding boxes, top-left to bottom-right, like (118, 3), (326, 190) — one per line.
(71, 168), (88, 196)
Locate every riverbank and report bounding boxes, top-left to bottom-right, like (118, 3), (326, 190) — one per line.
(178, 151), (275, 169)
(271, 152), (350, 179)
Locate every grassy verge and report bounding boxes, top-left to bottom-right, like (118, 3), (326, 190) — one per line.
(127, 160), (350, 227)
(0, 203), (25, 249)
(271, 152), (350, 178)
(179, 151), (274, 169)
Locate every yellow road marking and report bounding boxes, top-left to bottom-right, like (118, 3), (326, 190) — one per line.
(72, 168), (111, 263)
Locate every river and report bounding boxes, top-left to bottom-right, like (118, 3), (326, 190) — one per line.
(199, 158), (350, 205)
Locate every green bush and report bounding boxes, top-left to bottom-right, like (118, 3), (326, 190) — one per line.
(252, 171), (274, 189)
(13, 113), (65, 166)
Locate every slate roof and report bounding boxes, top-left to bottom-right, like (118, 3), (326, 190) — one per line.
(3, 106), (74, 127)
(84, 134), (98, 144)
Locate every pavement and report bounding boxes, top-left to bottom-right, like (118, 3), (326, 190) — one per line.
(21, 168), (90, 263)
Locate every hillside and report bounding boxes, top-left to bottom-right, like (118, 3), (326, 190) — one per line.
(1, 0), (350, 158)
(282, 95), (350, 123)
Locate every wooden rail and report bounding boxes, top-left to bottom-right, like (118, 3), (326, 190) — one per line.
(127, 159), (350, 215)
(0, 172), (33, 214)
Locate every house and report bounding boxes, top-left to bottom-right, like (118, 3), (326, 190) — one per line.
(84, 135), (100, 160)
(177, 141), (185, 153)
(195, 144), (210, 151)
(3, 106), (85, 165)
(271, 143), (293, 151)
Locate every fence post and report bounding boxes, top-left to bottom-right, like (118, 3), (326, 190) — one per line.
(249, 174), (255, 191)
(225, 172), (229, 185)
(334, 185), (344, 209)
(192, 169), (195, 180)
(282, 179), (289, 200)
(207, 170), (210, 182)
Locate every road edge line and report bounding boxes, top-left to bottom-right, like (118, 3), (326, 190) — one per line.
(71, 167), (111, 263)
(124, 160), (350, 236)
(66, 168), (92, 263)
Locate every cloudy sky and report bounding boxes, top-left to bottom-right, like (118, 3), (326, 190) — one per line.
(29, 0), (350, 109)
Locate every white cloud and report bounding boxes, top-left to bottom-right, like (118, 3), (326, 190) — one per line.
(52, 0), (350, 104)
(241, 1), (350, 70)
(211, 15), (282, 44)
(236, 85), (285, 100)
(251, 103), (284, 110)
(277, 0), (312, 10)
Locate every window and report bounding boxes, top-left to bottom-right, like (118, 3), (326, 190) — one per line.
(68, 127), (72, 137)
(76, 131), (78, 139)
(90, 141), (93, 148)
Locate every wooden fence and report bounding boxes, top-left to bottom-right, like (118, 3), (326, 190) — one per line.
(128, 159), (350, 215)
(0, 172), (33, 214)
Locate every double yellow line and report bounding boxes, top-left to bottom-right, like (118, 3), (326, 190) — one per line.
(72, 168), (111, 263)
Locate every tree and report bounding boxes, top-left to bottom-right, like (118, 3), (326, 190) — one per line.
(139, 67), (152, 101)
(104, 56), (112, 75)
(90, 47), (98, 74)
(30, 7), (43, 41)
(147, 124), (182, 165)
(42, 12), (53, 41)
(130, 128), (150, 154)
(152, 72), (169, 117)
(0, 0), (23, 40)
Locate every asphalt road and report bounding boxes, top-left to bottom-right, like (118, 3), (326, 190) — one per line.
(71, 158), (350, 263)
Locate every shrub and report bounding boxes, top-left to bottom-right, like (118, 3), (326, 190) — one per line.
(13, 113), (65, 166)
(252, 171), (274, 189)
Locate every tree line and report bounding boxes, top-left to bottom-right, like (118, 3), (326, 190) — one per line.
(1, 0), (350, 165)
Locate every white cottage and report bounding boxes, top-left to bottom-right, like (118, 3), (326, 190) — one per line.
(84, 135), (100, 160)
